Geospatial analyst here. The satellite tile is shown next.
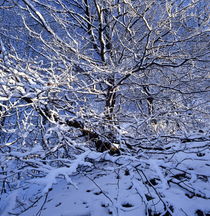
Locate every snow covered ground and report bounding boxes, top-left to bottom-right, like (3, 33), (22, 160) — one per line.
(1, 136), (210, 216)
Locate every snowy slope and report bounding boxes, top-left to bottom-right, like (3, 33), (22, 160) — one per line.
(1, 137), (210, 216)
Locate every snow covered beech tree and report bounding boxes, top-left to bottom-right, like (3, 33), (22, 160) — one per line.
(0, 0), (209, 215)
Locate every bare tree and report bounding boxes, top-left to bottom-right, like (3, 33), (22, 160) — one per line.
(0, 0), (209, 152)
(0, 0), (209, 214)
